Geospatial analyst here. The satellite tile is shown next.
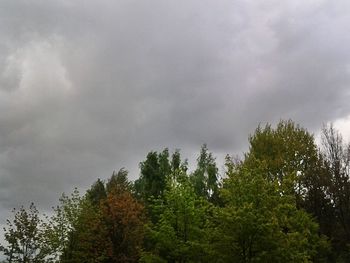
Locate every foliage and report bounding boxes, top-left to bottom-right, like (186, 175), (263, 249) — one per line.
(86, 179), (106, 207)
(106, 168), (132, 194)
(214, 164), (329, 262)
(3, 120), (350, 262)
(0, 203), (50, 263)
(135, 149), (170, 203)
(245, 120), (334, 247)
(321, 124), (350, 261)
(246, 120), (319, 187)
(55, 169), (145, 263)
(190, 144), (220, 204)
(42, 188), (83, 262)
(142, 173), (212, 262)
(100, 175), (145, 262)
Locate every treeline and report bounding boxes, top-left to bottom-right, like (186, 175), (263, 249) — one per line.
(1, 120), (350, 262)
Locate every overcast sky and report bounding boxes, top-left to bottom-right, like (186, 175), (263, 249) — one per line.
(1, 0), (350, 231)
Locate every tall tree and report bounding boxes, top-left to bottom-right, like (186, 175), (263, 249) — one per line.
(135, 149), (171, 203)
(170, 149), (188, 183)
(191, 144), (220, 203)
(142, 174), (211, 263)
(214, 163), (329, 263)
(43, 188), (83, 262)
(55, 170), (145, 263)
(242, 120), (341, 261)
(321, 124), (350, 261)
(246, 120), (318, 185)
(106, 168), (132, 194)
(245, 120), (332, 219)
(58, 198), (109, 263)
(101, 169), (145, 262)
(86, 179), (107, 207)
(55, 184), (111, 263)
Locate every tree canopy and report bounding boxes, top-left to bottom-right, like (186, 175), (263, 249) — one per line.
(3, 120), (350, 262)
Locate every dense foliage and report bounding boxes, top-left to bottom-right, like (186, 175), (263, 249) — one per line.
(2, 120), (350, 262)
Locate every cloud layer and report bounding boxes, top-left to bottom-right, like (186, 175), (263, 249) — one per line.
(0, 0), (350, 218)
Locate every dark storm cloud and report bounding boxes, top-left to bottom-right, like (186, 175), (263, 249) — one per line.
(0, 0), (350, 224)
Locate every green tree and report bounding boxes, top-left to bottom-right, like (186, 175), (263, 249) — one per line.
(106, 168), (132, 194)
(246, 120), (318, 188)
(142, 173), (211, 262)
(191, 144), (220, 204)
(0, 203), (49, 263)
(43, 188), (83, 262)
(214, 164), (329, 263)
(245, 120), (333, 237)
(60, 198), (109, 263)
(51, 184), (111, 263)
(135, 149), (171, 203)
(169, 149), (188, 183)
(86, 179), (106, 207)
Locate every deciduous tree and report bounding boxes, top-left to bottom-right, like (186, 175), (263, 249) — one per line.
(214, 164), (329, 263)
(0, 203), (49, 263)
(142, 174), (211, 262)
(191, 144), (220, 204)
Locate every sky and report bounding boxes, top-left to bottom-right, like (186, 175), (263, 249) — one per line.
(1, 0), (350, 232)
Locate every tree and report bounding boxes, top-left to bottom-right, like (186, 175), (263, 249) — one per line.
(101, 169), (145, 262)
(106, 168), (132, 195)
(321, 124), (350, 261)
(0, 203), (49, 263)
(191, 144), (220, 204)
(59, 198), (110, 263)
(135, 149), (170, 203)
(245, 120), (334, 236)
(169, 149), (188, 183)
(246, 120), (319, 187)
(51, 170), (145, 263)
(214, 164), (329, 263)
(142, 174), (211, 263)
(86, 179), (106, 207)
(43, 188), (83, 262)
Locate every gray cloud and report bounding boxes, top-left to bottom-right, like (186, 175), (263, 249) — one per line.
(0, 0), (350, 234)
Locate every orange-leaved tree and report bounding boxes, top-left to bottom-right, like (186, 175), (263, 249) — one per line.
(101, 169), (145, 262)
